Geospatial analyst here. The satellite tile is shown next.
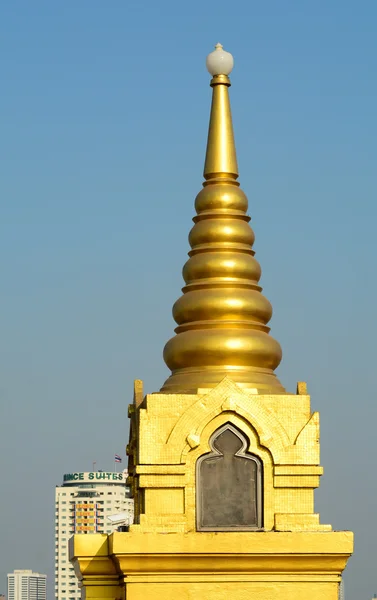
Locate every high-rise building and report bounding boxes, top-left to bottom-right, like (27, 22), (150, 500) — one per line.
(55, 470), (133, 600)
(338, 578), (344, 600)
(7, 570), (46, 600)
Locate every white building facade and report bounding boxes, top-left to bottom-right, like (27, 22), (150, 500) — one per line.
(55, 471), (133, 600)
(7, 570), (47, 600)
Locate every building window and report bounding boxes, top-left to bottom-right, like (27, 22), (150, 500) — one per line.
(196, 423), (263, 531)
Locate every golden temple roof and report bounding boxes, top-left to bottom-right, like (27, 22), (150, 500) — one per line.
(160, 44), (285, 394)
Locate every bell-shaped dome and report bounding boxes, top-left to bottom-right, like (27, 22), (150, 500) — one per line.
(160, 45), (285, 394)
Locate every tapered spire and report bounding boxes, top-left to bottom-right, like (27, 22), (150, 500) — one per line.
(204, 44), (238, 180)
(160, 44), (285, 394)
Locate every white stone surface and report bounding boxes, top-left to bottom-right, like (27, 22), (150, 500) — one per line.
(206, 43), (234, 76)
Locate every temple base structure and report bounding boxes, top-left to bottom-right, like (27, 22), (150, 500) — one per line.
(70, 529), (353, 600)
(70, 377), (353, 599)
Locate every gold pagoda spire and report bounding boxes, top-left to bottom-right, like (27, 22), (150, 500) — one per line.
(161, 44), (285, 394)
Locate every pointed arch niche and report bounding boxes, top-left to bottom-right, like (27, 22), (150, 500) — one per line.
(196, 423), (263, 531)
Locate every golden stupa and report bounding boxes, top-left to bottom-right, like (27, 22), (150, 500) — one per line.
(162, 44), (283, 395)
(70, 44), (353, 600)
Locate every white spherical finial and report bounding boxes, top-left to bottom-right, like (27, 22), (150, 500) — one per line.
(206, 43), (234, 76)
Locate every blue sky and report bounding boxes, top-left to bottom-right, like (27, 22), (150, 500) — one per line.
(0, 1), (376, 598)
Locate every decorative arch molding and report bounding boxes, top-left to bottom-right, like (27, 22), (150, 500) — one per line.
(196, 423), (263, 531)
(166, 378), (290, 463)
(183, 411), (275, 532)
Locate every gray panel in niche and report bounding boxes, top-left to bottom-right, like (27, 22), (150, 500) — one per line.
(196, 423), (263, 531)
